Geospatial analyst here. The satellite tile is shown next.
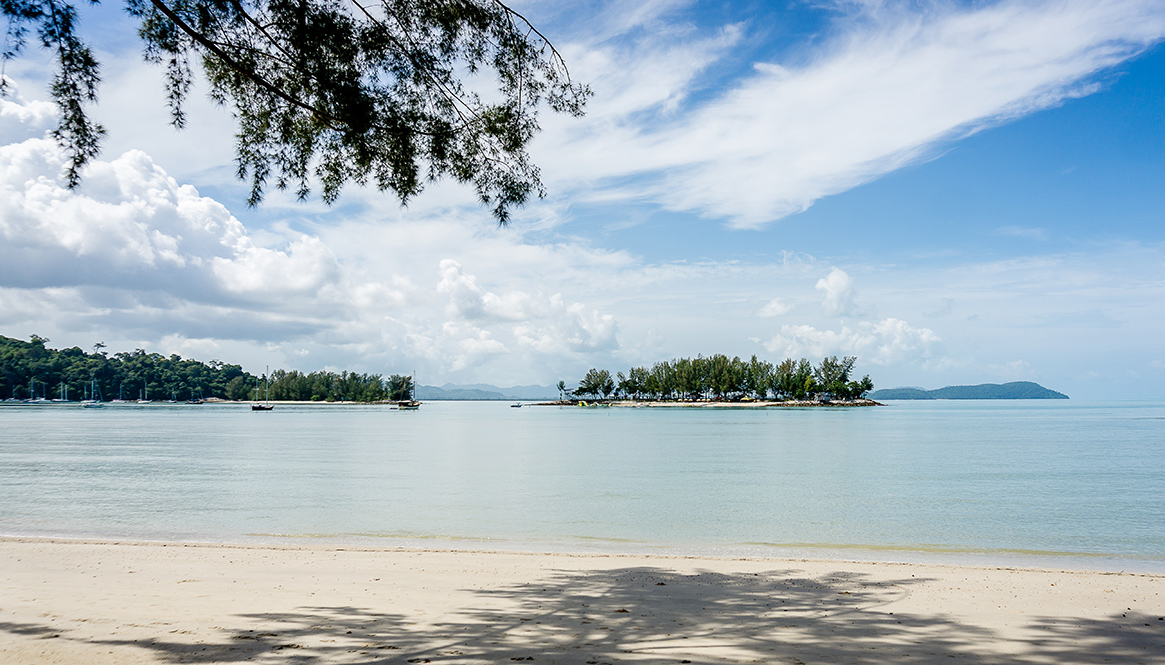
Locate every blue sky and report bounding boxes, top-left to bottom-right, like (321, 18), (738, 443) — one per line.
(1, 0), (1164, 398)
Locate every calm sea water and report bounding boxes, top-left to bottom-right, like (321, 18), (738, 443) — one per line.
(1, 400), (1163, 570)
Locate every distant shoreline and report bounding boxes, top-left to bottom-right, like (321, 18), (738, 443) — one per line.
(530, 398), (884, 408)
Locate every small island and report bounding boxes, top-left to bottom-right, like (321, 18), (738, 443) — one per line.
(547, 355), (881, 408)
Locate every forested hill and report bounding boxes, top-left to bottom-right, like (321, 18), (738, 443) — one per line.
(0, 335), (412, 402)
(868, 381), (1068, 400)
(1, 334), (254, 401)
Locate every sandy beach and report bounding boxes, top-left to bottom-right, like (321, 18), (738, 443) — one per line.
(1, 538), (1162, 664)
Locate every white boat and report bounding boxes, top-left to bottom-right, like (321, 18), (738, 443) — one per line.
(82, 379), (103, 408)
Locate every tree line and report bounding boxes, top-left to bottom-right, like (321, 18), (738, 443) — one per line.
(0, 335), (410, 403)
(265, 370), (412, 402)
(564, 355), (873, 402)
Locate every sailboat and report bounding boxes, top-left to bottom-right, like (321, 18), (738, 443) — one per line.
(82, 379), (103, 408)
(187, 387), (205, 405)
(28, 378), (48, 403)
(397, 372), (420, 410)
(252, 366), (274, 411)
(137, 381), (152, 404)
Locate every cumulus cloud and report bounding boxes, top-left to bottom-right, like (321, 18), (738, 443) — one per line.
(762, 317), (940, 365)
(0, 100), (404, 346)
(0, 89), (628, 384)
(0, 87), (56, 145)
(437, 259), (619, 359)
(757, 297), (793, 318)
(816, 268), (858, 316)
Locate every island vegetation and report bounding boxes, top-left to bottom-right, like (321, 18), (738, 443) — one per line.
(562, 355), (874, 403)
(0, 334), (412, 403)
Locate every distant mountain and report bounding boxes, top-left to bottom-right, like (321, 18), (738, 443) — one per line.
(867, 387), (933, 400)
(415, 383), (558, 401)
(868, 381), (1068, 400)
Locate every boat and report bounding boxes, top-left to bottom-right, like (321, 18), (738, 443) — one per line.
(252, 366), (274, 411)
(511, 403), (523, 408)
(396, 372), (420, 410)
(51, 382), (70, 402)
(137, 382), (151, 404)
(187, 387), (205, 405)
(28, 378), (48, 403)
(81, 379), (103, 408)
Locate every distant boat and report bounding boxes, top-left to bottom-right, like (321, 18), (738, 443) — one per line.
(28, 378), (48, 403)
(187, 387), (205, 405)
(396, 372), (420, 410)
(252, 366), (274, 411)
(82, 379), (103, 408)
(137, 382), (151, 404)
(511, 403), (523, 408)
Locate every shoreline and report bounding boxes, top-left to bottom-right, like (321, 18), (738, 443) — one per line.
(2, 537), (1161, 664)
(1, 534), (1162, 574)
(530, 398), (885, 408)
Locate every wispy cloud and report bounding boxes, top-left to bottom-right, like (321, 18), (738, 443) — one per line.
(540, 0), (1165, 228)
(994, 225), (1049, 240)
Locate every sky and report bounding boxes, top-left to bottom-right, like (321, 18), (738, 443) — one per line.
(2, 0), (1164, 398)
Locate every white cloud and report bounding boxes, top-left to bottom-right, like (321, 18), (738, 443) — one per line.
(0, 86), (56, 144)
(762, 317), (941, 365)
(757, 297), (793, 318)
(5, 67), (1165, 395)
(539, 0), (1165, 227)
(816, 268), (858, 316)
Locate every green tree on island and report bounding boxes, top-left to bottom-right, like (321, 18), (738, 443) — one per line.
(0, 334), (415, 403)
(567, 354), (874, 403)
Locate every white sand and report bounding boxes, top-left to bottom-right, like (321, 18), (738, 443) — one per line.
(1, 538), (1162, 664)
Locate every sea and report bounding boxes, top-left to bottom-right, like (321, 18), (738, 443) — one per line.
(1, 399), (1163, 571)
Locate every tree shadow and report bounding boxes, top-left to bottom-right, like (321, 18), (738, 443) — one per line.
(2, 566), (1161, 664)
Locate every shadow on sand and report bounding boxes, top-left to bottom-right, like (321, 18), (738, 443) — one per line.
(3, 566), (1162, 664)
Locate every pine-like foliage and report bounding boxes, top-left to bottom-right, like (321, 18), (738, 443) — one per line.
(2, 0), (589, 222)
(573, 355), (875, 402)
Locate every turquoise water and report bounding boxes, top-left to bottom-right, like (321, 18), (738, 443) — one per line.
(1, 400), (1163, 570)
